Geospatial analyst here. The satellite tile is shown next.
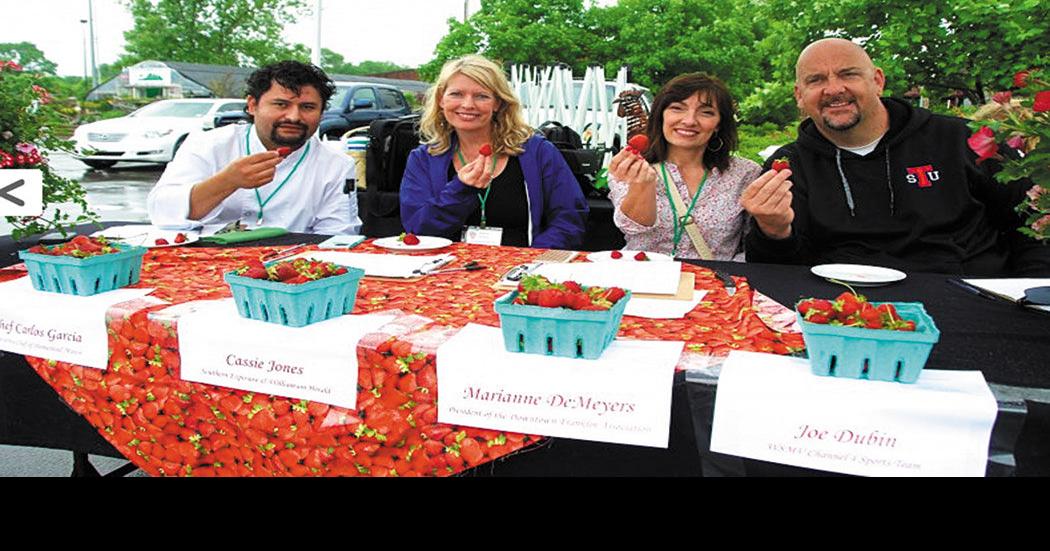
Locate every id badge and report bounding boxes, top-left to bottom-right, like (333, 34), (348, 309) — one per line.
(462, 225), (503, 246)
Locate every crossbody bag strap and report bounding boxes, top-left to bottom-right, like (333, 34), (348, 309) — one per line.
(666, 182), (714, 260)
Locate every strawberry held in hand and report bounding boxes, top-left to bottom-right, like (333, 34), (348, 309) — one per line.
(771, 157), (790, 172)
(625, 134), (649, 154)
(478, 143), (493, 156)
(275, 146), (292, 157)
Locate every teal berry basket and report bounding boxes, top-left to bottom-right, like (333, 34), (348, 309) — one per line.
(796, 302), (940, 384)
(224, 264), (365, 328)
(493, 290), (631, 360)
(18, 244), (148, 296)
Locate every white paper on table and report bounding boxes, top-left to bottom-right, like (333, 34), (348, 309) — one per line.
(437, 323), (682, 448)
(534, 261), (682, 296)
(175, 299), (394, 409)
(296, 251), (454, 278)
(710, 351), (998, 477)
(0, 277), (155, 369)
(624, 289), (706, 319)
(964, 278), (1050, 313)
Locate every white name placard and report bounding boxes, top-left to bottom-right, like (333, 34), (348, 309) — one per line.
(176, 299), (394, 409)
(0, 277), (155, 369)
(437, 323), (682, 448)
(710, 351), (998, 477)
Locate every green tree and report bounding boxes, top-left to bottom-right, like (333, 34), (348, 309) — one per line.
(590, 0), (762, 92)
(763, 0), (1050, 104)
(120, 0), (310, 67)
(420, 0), (604, 81)
(320, 49), (407, 76)
(0, 42), (58, 74)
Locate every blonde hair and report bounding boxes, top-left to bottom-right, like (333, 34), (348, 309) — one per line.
(419, 55), (533, 156)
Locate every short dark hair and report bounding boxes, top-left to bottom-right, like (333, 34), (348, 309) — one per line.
(245, 60), (336, 107)
(644, 73), (739, 172)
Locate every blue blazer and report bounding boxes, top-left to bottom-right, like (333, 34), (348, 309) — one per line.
(399, 134), (589, 249)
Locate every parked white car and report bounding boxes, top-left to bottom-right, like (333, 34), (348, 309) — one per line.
(72, 98), (247, 169)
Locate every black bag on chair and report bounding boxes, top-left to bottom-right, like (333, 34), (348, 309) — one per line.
(537, 121), (605, 199)
(360, 114), (422, 237)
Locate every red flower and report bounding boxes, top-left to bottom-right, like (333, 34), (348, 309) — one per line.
(1014, 70), (1030, 88)
(1006, 134), (1026, 150)
(1033, 90), (1050, 113)
(967, 126), (998, 164)
(992, 91), (1012, 105)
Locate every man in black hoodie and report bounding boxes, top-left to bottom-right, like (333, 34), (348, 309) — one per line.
(741, 38), (1050, 276)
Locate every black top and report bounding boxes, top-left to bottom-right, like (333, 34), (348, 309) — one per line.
(745, 98), (1050, 277)
(449, 157), (530, 247)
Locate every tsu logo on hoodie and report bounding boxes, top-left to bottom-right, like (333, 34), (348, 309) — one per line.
(905, 165), (940, 188)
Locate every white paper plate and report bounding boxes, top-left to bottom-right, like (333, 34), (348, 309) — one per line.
(811, 263), (906, 286)
(372, 235), (453, 251)
(586, 250), (673, 262)
(92, 225), (200, 248)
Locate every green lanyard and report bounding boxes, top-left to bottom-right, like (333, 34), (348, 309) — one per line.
(245, 125), (310, 223)
(455, 147), (499, 228)
(660, 163), (708, 256)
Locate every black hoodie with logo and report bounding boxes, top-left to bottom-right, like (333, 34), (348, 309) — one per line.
(745, 98), (1050, 276)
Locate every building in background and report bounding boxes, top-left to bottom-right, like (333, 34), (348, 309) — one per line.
(86, 60), (428, 101)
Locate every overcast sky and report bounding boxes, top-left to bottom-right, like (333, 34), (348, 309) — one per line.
(2, 0), (482, 77)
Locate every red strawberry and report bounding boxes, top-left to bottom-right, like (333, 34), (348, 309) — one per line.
(478, 144), (493, 156)
(272, 262), (298, 281)
(564, 291), (592, 310)
(603, 287), (626, 304)
(400, 233), (420, 246)
(627, 134), (649, 153)
(154, 238), (169, 246)
(634, 251), (649, 261)
(771, 157), (790, 172)
(858, 303), (883, 329)
(243, 266), (268, 279)
(876, 303), (898, 323)
(276, 146), (292, 157)
(898, 320), (917, 331)
(807, 312), (831, 324)
(533, 289), (567, 308)
(174, 232), (187, 244)
(610, 250), (623, 259)
(562, 281), (582, 293)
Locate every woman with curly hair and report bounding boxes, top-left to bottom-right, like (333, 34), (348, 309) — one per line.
(399, 55), (588, 249)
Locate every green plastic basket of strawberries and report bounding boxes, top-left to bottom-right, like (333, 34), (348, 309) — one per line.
(795, 291), (940, 383)
(493, 274), (631, 359)
(18, 235), (147, 296)
(224, 257), (365, 327)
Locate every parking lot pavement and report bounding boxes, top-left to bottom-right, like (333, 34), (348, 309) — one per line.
(0, 151), (159, 236)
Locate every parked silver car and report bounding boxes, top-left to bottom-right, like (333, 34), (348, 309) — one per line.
(72, 98), (247, 169)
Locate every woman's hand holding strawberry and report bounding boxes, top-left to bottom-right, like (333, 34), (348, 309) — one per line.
(456, 151), (495, 189)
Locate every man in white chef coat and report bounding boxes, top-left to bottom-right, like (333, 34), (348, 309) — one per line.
(147, 60), (360, 235)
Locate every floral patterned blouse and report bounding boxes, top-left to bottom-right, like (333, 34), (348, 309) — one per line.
(608, 157), (762, 261)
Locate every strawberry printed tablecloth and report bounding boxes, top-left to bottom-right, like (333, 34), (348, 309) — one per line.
(17, 242), (803, 477)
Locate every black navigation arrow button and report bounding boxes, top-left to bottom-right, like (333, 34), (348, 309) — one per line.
(0, 179), (25, 206)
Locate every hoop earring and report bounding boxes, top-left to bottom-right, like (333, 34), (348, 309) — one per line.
(708, 134), (725, 153)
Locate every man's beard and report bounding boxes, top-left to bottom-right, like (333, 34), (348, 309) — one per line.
(823, 112), (861, 132)
(270, 122), (310, 147)
(820, 96), (861, 131)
